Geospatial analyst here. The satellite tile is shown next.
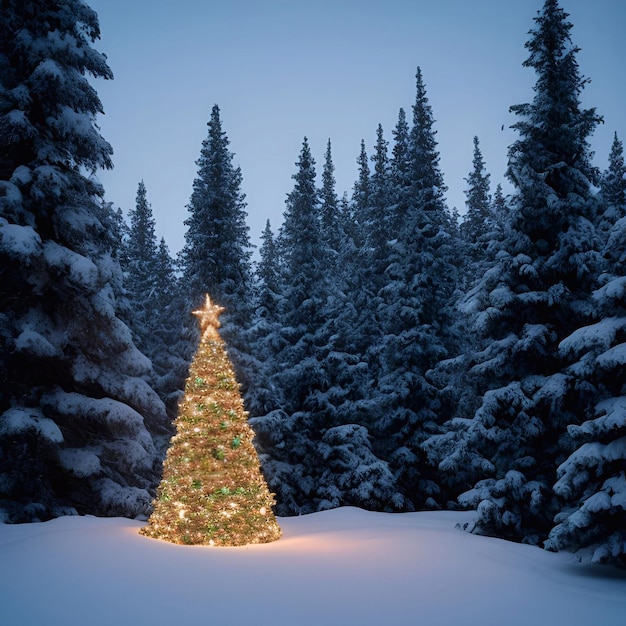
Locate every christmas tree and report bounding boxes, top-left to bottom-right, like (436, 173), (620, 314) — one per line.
(140, 295), (281, 546)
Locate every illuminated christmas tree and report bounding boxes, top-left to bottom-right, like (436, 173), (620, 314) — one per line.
(140, 295), (281, 546)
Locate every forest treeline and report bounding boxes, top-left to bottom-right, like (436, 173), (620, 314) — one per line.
(0, 0), (624, 567)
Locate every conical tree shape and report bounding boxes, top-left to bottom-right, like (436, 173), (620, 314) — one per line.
(140, 295), (281, 546)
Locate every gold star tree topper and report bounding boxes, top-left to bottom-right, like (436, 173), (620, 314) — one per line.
(192, 294), (225, 341)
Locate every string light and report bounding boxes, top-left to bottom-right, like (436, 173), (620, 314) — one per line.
(140, 295), (281, 546)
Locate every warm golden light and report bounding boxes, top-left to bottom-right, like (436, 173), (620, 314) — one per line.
(140, 294), (281, 546)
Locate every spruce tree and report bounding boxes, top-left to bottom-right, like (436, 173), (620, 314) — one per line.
(255, 220), (281, 323)
(456, 0), (603, 544)
(125, 181), (159, 352)
(320, 139), (341, 263)
(460, 136), (492, 251)
(0, 0), (168, 521)
(347, 124), (391, 368)
(491, 183), (510, 235)
(246, 220), (284, 418)
(181, 104), (254, 326)
(372, 69), (457, 509)
(150, 238), (192, 415)
(251, 139), (325, 513)
(388, 108), (411, 235)
(352, 139), (370, 223)
(545, 136), (626, 567)
(252, 139), (398, 514)
(123, 183), (188, 418)
(599, 132), (626, 230)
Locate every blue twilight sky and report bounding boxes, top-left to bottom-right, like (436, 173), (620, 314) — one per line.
(87, 0), (626, 255)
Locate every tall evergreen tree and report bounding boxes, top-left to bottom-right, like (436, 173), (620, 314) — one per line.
(352, 139), (370, 220)
(456, 0), (603, 544)
(245, 220), (284, 418)
(362, 123), (394, 281)
(122, 183), (189, 418)
(491, 183), (509, 234)
(272, 138), (328, 411)
(460, 136), (492, 250)
(388, 108), (411, 235)
(544, 134), (626, 567)
(0, 0), (169, 521)
(370, 68), (457, 509)
(180, 104), (254, 325)
(252, 139), (400, 514)
(351, 123), (392, 359)
(255, 220), (281, 322)
(599, 132), (626, 230)
(151, 238), (191, 415)
(125, 181), (159, 347)
(252, 138), (325, 512)
(320, 139), (341, 262)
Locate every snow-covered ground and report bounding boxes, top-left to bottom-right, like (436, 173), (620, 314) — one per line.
(1, 507), (624, 626)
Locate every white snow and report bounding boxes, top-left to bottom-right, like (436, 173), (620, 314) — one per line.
(0, 407), (63, 444)
(0, 218), (42, 258)
(1, 507), (624, 626)
(43, 240), (99, 289)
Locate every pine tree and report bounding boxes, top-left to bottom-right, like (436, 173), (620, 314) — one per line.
(151, 238), (192, 414)
(0, 0), (168, 521)
(460, 136), (492, 250)
(246, 220), (283, 418)
(255, 220), (281, 323)
(371, 69), (457, 509)
(141, 295), (281, 546)
(456, 0), (603, 544)
(122, 183), (189, 417)
(276, 138), (325, 336)
(251, 138), (395, 514)
(251, 139), (324, 513)
(599, 132), (626, 230)
(125, 181), (159, 352)
(320, 139), (341, 263)
(352, 139), (370, 223)
(180, 104), (254, 324)
(388, 108), (411, 235)
(348, 123), (391, 362)
(544, 136), (626, 567)
(491, 183), (509, 234)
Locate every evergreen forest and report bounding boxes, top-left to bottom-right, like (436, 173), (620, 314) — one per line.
(0, 0), (624, 568)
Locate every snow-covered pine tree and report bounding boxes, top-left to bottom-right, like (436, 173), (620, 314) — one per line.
(320, 139), (342, 266)
(251, 137), (327, 515)
(460, 136), (493, 259)
(251, 139), (327, 513)
(252, 138), (401, 514)
(351, 139), (371, 239)
(544, 136), (626, 567)
(245, 220), (284, 418)
(125, 181), (159, 350)
(180, 104), (254, 328)
(255, 220), (281, 327)
(123, 183), (189, 417)
(598, 132), (626, 233)
(491, 183), (510, 236)
(0, 0), (169, 521)
(371, 69), (458, 509)
(388, 108), (411, 235)
(273, 138), (329, 408)
(343, 124), (392, 393)
(150, 238), (192, 415)
(455, 0), (603, 544)
(179, 103), (255, 409)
